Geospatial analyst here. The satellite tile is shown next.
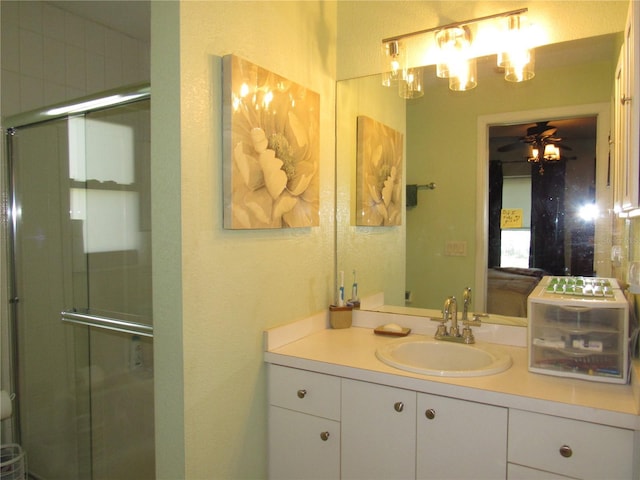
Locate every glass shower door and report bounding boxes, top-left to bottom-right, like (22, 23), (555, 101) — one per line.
(10, 116), (92, 479)
(8, 97), (154, 480)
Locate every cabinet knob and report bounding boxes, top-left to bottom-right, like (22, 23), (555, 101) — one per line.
(425, 408), (436, 420)
(559, 445), (573, 458)
(320, 431), (330, 441)
(394, 402), (404, 412)
(297, 389), (307, 399)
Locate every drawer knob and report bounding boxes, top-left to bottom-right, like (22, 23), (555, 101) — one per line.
(559, 445), (573, 458)
(394, 402), (404, 412)
(297, 389), (307, 399)
(425, 408), (436, 420)
(320, 431), (330, 441)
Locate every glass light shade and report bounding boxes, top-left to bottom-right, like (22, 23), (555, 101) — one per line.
(504, 48), (535, 82)
(448, 57), (477, 91)
(499, 13), (535, 82)
(398, 67), (424, 99)
(436, 27), (472, 79)
(381, 41), (405, 87)
(528, 147), (539, 162)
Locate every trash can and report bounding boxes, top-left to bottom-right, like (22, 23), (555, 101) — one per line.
(0, 444), (26, 480)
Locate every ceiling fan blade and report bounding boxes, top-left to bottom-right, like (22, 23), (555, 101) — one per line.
(526, 122), (557, 137)
(539, 127), (558, 137)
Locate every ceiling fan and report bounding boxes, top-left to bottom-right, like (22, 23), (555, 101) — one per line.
(497, 121), (573, 174)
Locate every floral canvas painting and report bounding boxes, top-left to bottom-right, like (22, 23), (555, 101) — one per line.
(222, 55), (320, 229)
(356, 116), (404, 226)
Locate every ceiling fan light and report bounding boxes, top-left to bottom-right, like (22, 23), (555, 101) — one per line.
(544, 143), (560, 160)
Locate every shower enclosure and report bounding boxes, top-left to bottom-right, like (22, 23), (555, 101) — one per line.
(4, 85), (154, 479)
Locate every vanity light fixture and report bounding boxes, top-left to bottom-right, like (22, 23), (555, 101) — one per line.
(499, 13), (535, 82)
(381, 39), (425, 98)
(399, 67), (425, 98)
(435, 26), (477, 91)
(381, 8), (534, 98)
(381, 40), (405, 87)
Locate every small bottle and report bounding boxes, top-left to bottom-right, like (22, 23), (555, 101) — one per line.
(130, 335), (144, 371)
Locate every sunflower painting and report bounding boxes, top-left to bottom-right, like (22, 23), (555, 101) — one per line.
(222, 55), (320, 229)
(356, 116), (404, 226)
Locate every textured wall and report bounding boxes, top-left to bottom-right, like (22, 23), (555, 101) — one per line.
(151, 2), (337, 478)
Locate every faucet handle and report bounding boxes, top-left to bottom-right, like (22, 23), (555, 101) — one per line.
(467, 312), (488, 325)
(435, 323), (448, 337)
(463, 318), (482, 327)
(461, 326), (475, 344)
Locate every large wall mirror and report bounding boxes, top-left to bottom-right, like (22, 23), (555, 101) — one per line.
(336, 33), (622, 327)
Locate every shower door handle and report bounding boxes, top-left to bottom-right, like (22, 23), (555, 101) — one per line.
(61, 309), (153, 337)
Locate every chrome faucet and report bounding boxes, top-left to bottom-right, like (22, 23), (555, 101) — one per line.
(462, 287), (472, 321)
(444, 296), (459, 337)
(434, 296), (460, 341)
(433, 290), (482, 344)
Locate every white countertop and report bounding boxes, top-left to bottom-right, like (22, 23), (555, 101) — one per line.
(264, 313), (640, 430)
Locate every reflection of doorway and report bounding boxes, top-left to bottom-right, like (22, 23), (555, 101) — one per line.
(489, 116), (597, 276)
(477, 104), (612, 316)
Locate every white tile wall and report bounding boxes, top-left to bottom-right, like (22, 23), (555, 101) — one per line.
(1, 1), (150, 118)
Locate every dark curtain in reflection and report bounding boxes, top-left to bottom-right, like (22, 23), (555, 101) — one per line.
(488, 160), (503, 267)
(530, 162), (566, 275)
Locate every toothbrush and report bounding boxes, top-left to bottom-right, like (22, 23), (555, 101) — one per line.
(351, 270), (358, 302)
(338, 271), (345, 306)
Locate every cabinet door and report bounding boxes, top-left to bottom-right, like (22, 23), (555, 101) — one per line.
(614, 46), (627, 213)
(621, 0), (640, 211)
(268, 406), (340, 480)
(341, 379), (416, 480)
(416, 393), (508, 480)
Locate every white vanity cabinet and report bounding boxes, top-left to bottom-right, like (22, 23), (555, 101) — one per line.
(507, 409), (635, 479)
(341, 379), (417, 480)
(268, 366), (510, 480)
(416, 393), (508, 479)
(267, 365), (341, 480)
(267, 361), (638, 479)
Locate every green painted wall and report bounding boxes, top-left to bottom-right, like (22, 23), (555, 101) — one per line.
(152, 2), (337, 478)
(406, 56), (618, 309)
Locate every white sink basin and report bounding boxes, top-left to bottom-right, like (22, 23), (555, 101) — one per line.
(376, 337), (512, 377)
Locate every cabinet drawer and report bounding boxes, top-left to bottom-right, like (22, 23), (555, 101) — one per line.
(268, 406), (340, 480)
(508, 409), (634, 479)
(507, 463), (574, 479)
(268, 364), (340, 420)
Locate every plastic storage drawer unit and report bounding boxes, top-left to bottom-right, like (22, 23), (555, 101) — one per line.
(527, 276), (629, 384)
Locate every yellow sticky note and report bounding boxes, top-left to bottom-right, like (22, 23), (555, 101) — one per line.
(500, 208), (523, 229)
